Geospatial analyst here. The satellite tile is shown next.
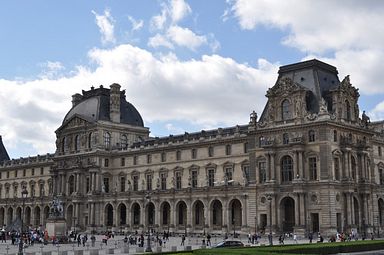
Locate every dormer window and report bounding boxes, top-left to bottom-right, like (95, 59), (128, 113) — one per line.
(282, 99), (291, 120)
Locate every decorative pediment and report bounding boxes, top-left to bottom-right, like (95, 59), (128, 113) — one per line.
(56, 114), (94, 133)
(339, 75), (359, 98)
(266, 77), (305, 98)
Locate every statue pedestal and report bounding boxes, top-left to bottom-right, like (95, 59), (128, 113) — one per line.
(46, 218), (67, 238)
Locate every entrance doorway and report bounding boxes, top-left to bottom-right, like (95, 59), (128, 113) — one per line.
(311, 213), (319, 233)
(281, 197), (295, 232)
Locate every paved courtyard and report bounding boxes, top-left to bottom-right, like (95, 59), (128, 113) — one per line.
(0, 234), (382, 254)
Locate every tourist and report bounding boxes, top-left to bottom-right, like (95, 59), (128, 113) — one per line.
(180, 235), (185, 246)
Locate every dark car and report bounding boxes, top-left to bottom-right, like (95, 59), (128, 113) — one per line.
(213, 240), (244, 248)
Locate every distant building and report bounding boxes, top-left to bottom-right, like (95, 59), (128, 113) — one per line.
(0, 59), (383, 237)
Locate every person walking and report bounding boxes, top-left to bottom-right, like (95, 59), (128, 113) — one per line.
(180, 235), (185, 246)
(293, 234), (298, 244)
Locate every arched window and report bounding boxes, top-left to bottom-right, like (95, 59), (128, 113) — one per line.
(308, 130), (316, 142)
(345, 100), (351, 121)
(121, 134), (128, 149)
(282, 99), (291, 120)
(281, 155), (293, 183)
(75, 135), (80, 152)
(283, 133), (289, 145)
(104, 132), (111, 148)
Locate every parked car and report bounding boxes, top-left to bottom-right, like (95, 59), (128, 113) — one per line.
(213, 240), (244, 248)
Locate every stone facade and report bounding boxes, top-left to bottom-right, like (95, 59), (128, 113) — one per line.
(0, 59), (383, 237)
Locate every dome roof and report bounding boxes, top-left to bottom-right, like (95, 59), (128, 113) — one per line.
(63, 85), (144, 127)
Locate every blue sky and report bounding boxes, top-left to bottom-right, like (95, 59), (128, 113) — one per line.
(1, 0), (384, 158)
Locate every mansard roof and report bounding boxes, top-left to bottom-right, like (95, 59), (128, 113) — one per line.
(63, 85), (144, 127)
(0, 136), (10, 164)
(278, 59), (340, 98)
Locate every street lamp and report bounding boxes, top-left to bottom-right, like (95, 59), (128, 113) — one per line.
(18, 186), (28, 255)
(267, 195), (273, 246)
(144, 193), (152, 252)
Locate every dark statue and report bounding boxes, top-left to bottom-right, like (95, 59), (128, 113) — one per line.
(49, 197), (64, 218)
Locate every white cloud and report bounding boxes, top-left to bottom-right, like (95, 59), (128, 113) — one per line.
(229, 0), (384, 53)
(148, 34), (174, 49)
(128, 16), (144, 32)
(38, 61), (65, 79)
(92, 9), (116, 45)
(167, 26), (207, 50)
(0, 44), (278, 157)
(170, 0), (191, 24)
(148, 0), (218, 52)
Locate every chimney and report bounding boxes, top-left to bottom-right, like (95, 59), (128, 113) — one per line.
(71, 93), (82, 107)
(110, 83), (121, 123)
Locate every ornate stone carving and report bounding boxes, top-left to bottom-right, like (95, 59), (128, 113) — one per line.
(266, 77), (303, 97)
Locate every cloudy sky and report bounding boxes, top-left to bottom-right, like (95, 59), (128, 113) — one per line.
(1, 0), (384, 158)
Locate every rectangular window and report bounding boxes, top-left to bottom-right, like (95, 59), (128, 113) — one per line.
(6, 172), (9, 178)
(31, 168), (35, 176)
(147, 154), (152, 164)
(30, 184), (35, 197)
(133, 156), (137, 165)
(225, 167), (233, 185)
(14, 186), (18, 198)
(40, 167), (44, 175)
(334, 159), (340, 180)
(243, 165), (250, 182)
(259, 162), (266, 183)
(161, 152), (166, 162)
(176, 150), (181, 161)
(208, 169), (215, 187)
(160, 173), (167, 190)
(380, 168), (384, 185)
(121, 158), (125, 167)
(244, 142), (249, 153)
(208, 146), (214, 157)
(309, 157), (317, 180)
(191, 170), (198, 188)
(40, 183), (44, 196)
(176, 172), (182, 189)
(104, 159), (109, 167)
(103, 178), (109, 193)
(146, 174), (152, 191)
(120, 177), (126, 192)
(86, 177), (90, 193)
(0, 172), (2, 179)
(225, 144), (232, 155)
(15, 170), (18, 178)
(191, 149), (197, 159)
(379, 146), (382, 157)
(133, 176), (139, 191)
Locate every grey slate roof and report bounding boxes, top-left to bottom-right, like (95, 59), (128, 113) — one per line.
(0, 135), (10, 163)
(278, 59), (340, 99)
(63, 85), (144, 127)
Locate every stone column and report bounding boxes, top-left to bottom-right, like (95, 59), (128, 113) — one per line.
(156, 201), (161, 227)
(76, 173), (81, 193)
(300, 193), (306, 226)
(266, 154), (270, 181)
(298, 151), (304, 179)
(345, 193), (352, 226)
(242, 195), (248, 230)
(270, 153), (276, 181)
(294, 151), (299, 178)
(61, 174), (66, 195)
(169, 202), (175, 231)
(295, 193), (300, 226)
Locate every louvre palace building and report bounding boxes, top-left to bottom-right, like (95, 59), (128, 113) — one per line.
(0, 59), (384, 237)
